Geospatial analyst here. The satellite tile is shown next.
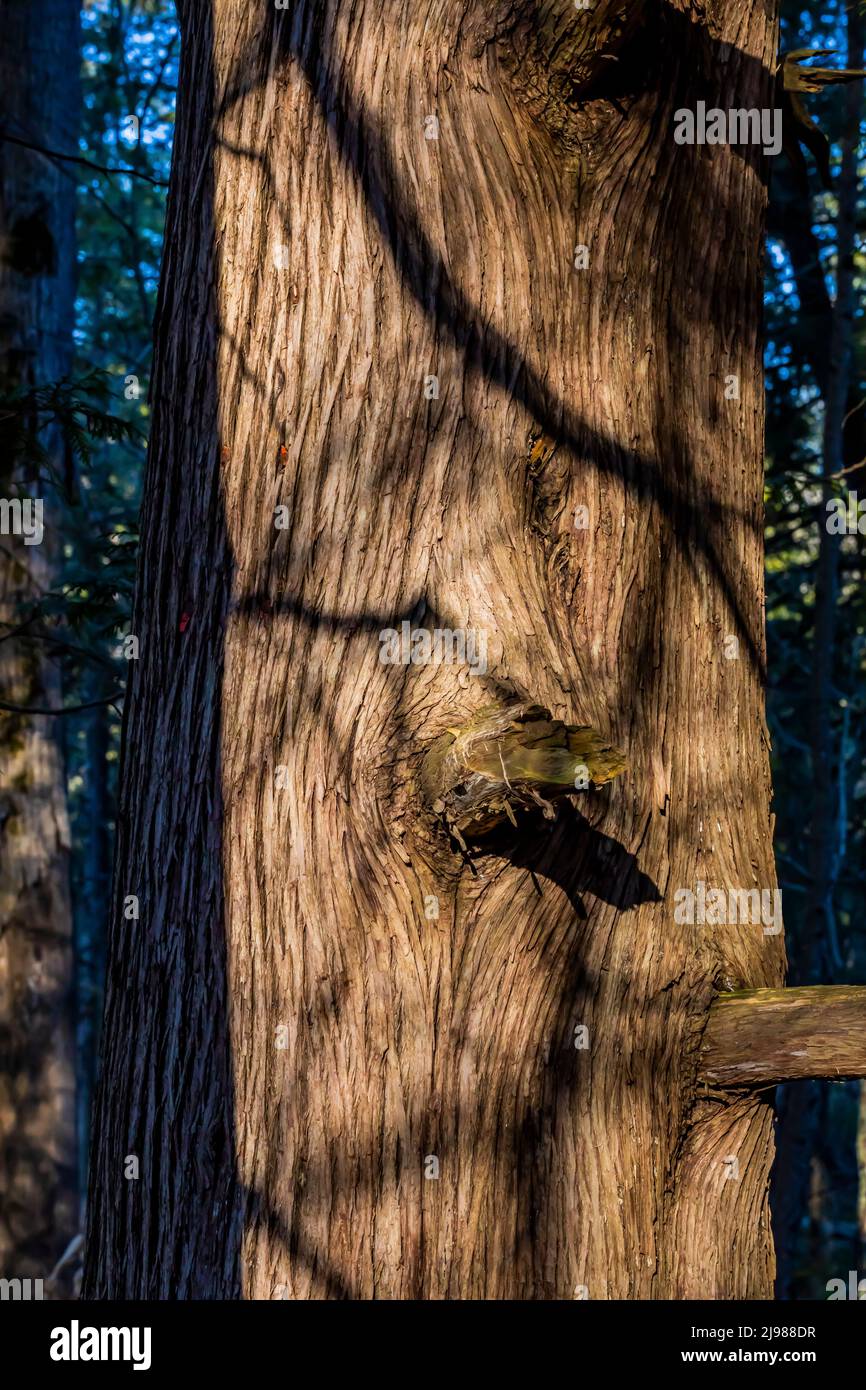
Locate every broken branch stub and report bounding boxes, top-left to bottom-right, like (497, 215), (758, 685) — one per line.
(420, 701), (626, 844)
(778, 48), (866, 190)
(781, 48), (866, 93)
(700, 985), (866, 1088)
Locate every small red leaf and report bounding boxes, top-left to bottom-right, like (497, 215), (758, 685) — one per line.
(179, 611), (191, 633)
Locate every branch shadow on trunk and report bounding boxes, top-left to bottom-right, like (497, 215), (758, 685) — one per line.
(213, 0), (776, 680)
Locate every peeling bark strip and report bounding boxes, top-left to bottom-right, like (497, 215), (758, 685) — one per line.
(86, 0), (785, 1299)
(700, 987), (866, 1088)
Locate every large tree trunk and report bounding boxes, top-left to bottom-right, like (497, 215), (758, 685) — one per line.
(0, 0), (79, 1283)
(85, 0), (786, 1298)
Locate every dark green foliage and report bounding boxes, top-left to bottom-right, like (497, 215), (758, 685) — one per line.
(0, 370), (142, 480)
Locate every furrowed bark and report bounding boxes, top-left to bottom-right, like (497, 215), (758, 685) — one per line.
(700, 987), (866, 1088)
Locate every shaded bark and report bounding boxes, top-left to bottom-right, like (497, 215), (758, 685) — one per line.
(86, 0), (785, 1299)
(0, 0), (80, 1281)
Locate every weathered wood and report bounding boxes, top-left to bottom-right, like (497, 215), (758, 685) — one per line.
(700, 987), (866, 1088)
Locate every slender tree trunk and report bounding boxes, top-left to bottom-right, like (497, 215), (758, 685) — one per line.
(85, 0), (786, 1298)
(772, 1), (863, 1299)
(807, 4), (860, 983)
(0, 0), (80, 1282)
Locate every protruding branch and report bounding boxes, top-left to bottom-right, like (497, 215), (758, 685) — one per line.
(778, 49), (866, 191)
(420, 701), (625, 843)
(700, 986), (866, 1088)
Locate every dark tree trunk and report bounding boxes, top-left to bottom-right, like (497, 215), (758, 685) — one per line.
(85, 0), (788, 1298)
(772, 2), (863, 1300)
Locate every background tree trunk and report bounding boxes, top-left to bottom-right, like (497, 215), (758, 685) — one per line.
(85, 0), (785, 1299)
(771, 0), (863, 1298)
(0, 0), (80, 1283)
